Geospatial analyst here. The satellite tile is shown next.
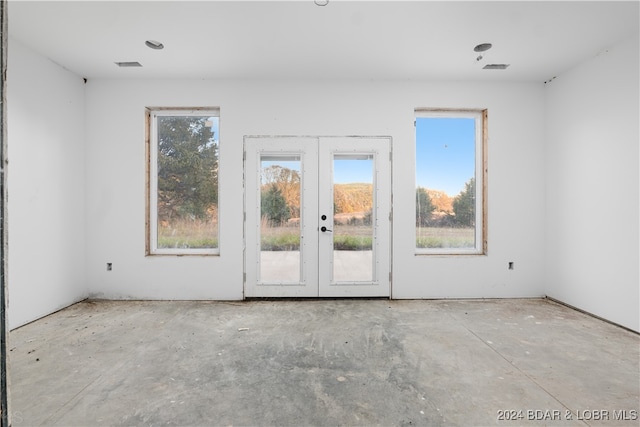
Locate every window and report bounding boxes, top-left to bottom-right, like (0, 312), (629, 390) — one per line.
(415, 109), (486, 254)
(146, 108), (220, 255)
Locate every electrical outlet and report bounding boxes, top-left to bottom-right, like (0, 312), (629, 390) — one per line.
(107, 262), (113, 271)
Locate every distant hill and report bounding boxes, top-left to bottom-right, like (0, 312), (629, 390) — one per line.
(334, 183), (373, 214)
(333, 184), (454, 215)
(263, 178), (454, 217)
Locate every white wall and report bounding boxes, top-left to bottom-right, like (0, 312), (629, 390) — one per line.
(6, 24), (635, 333)
(7, 39), (87, 329)
(84, 78), (546, 301)
(545, 34), (640, 332)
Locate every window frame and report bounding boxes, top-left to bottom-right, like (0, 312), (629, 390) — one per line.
(414, 108), (487, 255)
(145, 107), (221, 256)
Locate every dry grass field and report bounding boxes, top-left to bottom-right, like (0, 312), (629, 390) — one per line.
(156, 218), (474, 250)
(158, 218), (218, 249)
(416, 226), (474, 248)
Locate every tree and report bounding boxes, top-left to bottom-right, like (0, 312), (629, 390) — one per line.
(453, 178), (475, 227)
(261, 165), (301, 219)
(157, 116), (218, 221)
(261, 184), (290, 224)
(334, 184), (373, 214)
(363, 209), (373, 226)
(416, 187), (436, 227)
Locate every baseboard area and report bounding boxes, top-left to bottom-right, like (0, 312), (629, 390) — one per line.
(545, 295), (639, 335)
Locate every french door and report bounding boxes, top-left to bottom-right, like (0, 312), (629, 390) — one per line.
(244, 136), (391, 297)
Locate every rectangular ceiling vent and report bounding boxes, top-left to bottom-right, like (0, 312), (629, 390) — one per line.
(115, 61), (143, 68)
(483, 64), (510, 70)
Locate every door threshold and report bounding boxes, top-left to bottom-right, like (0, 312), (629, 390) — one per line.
(244, 296), (391, 302)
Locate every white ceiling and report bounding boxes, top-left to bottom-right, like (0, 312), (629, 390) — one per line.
(7, 1), (640, 82)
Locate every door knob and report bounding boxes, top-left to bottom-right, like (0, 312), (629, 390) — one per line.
(321, 226), (332, 233)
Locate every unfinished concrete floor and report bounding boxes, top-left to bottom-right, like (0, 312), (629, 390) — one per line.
(8, 299), (640, 426)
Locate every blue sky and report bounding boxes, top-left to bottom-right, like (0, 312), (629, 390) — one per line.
(258, 119), (475, 195)
(207, 116), (219, 142)
(415, 117), (476, 196)
(333, 158), (373, 184)
(261, 158), (373, 185)
(261, 160), (301, 178)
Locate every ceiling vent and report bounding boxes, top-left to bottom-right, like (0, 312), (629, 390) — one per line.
(115, 62), (143, 68)
(473, 43), (492, 52)
(483, 64), (510, 70)
(145, 40), (164, 50)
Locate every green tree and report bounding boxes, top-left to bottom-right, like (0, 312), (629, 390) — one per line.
(453, 178), (476, 227)
(157, 116), (218, 221)
(262, 165), (301, 219)
(416, 187), (436, 227)
(261, 184), (290, 224)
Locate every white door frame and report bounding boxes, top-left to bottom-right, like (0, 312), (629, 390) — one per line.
(244, 136), (392, 298)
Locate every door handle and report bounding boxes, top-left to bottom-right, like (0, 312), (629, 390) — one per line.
(320, 226), (332, 233)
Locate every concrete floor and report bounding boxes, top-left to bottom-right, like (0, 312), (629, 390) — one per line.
(8, 299), (640, 426)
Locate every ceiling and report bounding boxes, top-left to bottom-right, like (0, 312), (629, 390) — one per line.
(7, 1), (640, 82)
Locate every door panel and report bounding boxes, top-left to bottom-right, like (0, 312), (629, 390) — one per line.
(318, 137), (391, 297)
(245, 137), (318, 297)
(244, 136), (390, 298)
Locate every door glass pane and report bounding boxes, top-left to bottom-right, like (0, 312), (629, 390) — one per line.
(260, 155), (302, 282)
(333, 154), (374, 282)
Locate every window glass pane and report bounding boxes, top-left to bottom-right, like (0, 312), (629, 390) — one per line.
(416, 116), (477, 251)
(260, 156), (301, 282)
(333, 155), (373, 282)
(156, 115), (219, 250)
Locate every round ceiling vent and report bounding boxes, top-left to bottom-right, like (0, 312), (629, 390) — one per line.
(473, 43), (492, 52)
